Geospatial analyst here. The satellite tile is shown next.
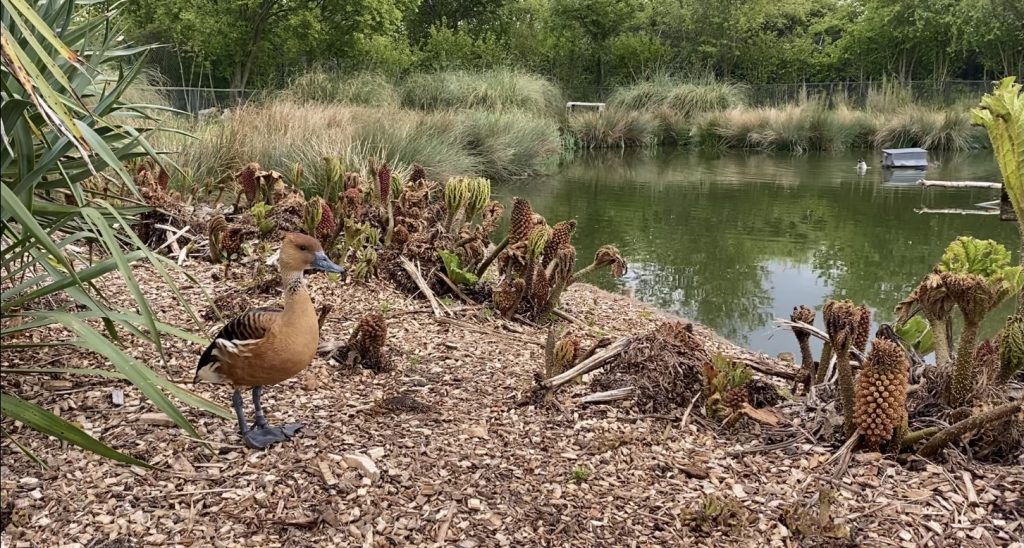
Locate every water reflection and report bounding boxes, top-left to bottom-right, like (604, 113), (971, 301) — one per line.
(496, 149), (1017, 355)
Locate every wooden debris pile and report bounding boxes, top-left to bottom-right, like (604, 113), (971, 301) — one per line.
(131, 160), (189, 249)
(588, 321), (709, 412)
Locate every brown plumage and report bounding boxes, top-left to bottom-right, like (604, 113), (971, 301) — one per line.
(195, 233), (345, 448)
(196, 233), (338, 386)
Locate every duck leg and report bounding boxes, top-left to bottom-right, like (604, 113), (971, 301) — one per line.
(251, 385), (270, 429)
(231, 389), (249, 434)
(241, 385), (303, 449)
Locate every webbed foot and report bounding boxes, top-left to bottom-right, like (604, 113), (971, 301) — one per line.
(241, 423), (304, 449)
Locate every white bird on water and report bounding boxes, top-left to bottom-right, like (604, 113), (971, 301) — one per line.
(856, 159), (869, 174)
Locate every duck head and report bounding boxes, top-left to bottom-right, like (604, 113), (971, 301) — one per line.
(278, 233), (345, 277)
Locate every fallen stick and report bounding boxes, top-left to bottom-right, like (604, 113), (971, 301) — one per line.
(917, 179), (1001, 189)
(774, 319), (865, 363)
(435, 316), (543, 346)
(823, 432), (861, 469)
(154, 225), (192, 253)
(580, 387), (635, 404)
(552, 308), (588, 328)
(680, 392), (701, 428)
(729, 355), (798, 381)
(435, 501), (457, 545)
(917, 401), (1022, 459)
(436, 272), (476, 305)
(400, 257), (445, 318)
(475, 237), (509, 278)
(576, 336), (614, 364)
(543, 336), (632, 390)
(154, 223), (196, 239)
(914, 207), (998, 216)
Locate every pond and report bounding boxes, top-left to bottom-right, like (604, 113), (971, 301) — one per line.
(496, 149), (1017, 357)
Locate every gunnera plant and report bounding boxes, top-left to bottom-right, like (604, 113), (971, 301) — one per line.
(854, 338), (910, 451)
(789, 305), (816, 393)
(999, 315), (1024, 383)
(823, 299), (864, 435)
(938, 237), (1022, 406)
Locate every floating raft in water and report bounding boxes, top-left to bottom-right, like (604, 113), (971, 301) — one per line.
(882, 147), (928, 169)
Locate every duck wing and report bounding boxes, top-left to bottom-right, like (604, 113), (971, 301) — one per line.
(195, 307), (282, 382)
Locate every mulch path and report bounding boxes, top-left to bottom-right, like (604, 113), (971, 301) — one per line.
(1, 260), (1022, 547)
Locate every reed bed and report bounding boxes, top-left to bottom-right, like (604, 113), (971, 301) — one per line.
(165, 101), (560, 187)
(396, 69), (565, 117)
(283, 70), (401, 107)
(181, 70), (985, 172)
(607, 76), (748, 117)
(567, 109), (661, 149)
(684, 103), (983, 153)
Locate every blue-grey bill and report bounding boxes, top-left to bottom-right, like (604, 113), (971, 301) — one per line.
(312, 251), (345, 274)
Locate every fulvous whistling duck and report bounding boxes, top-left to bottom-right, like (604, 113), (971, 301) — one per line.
(195, 233), (344, 449)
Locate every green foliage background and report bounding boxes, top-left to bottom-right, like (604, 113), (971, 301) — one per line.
(122, 0), (1024, 96)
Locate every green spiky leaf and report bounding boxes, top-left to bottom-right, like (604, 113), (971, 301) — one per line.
(1, 392), (150, 468)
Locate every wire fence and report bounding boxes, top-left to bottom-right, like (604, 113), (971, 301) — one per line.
(578, 80), (994, 107)
(135, 86), (260, 114)
(143, 79), (996, 115)
(745, 80), (993, 107)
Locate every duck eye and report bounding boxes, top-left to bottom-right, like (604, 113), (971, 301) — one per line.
(299, 245), (308, 251)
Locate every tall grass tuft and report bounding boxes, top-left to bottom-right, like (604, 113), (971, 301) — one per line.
(397, 69), (564, 117)
(872, 106), (986, 150)
(834, 106), (878, 149)
(169, 101), (561, 187)
(865, 77), (914, 112)
(459, 110), (561, 179)
(283, 69), (401, 107)
(655, 108), (693, 146)
(566, 109), (661, 149)
(608, 75), (747, 117)
(345, 109), (480, 182)
(687, 102), (982, 153)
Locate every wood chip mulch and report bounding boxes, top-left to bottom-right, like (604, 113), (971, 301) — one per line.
(1, 261), (1022, 547)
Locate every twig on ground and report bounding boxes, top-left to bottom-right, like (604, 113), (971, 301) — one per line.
(436, 271), (476, 305)
(400, 257), (445, 318)
(580, 387), (635, 404)
(680, 393), (701, 428)
(543, 336), (632, 390)
(918, 401), (1023, 458)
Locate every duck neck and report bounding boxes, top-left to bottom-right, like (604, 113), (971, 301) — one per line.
(280, 269), (314, 318)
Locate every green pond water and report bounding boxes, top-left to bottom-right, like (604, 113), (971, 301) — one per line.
(495, 149), (1018, 357)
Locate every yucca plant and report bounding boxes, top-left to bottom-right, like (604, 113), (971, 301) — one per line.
(1, 0), (230, 465)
